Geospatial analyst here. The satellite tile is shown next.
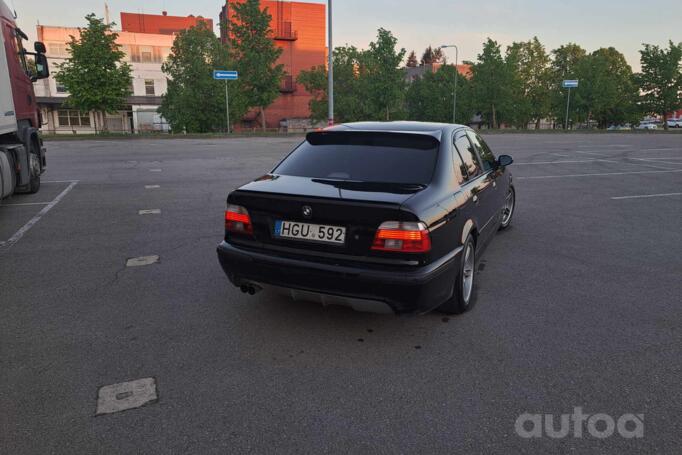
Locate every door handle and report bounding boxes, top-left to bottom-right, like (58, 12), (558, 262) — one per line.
(473, 195), (479, 204)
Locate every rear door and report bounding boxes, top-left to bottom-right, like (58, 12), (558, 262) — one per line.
(453, 131), (498, 245)
(466, 130), (505, 211)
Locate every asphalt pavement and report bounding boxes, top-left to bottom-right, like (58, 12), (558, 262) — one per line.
(1, 132), (681, 454)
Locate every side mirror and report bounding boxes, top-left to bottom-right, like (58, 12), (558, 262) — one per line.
(34, 41), (47, 54)
(34, 53), (49, 80)
(497, 154), (513, 167)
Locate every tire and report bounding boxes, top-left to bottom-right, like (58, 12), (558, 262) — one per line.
(499, 186), (515, 230)
(438, 234), (477, 315)
(27, 138), (41, 194)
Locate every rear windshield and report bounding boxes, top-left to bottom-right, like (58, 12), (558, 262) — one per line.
(273, 132), (439, 185)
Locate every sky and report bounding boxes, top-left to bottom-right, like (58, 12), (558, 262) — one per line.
(13, 0), (682, 71)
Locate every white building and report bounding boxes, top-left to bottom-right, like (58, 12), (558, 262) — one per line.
(33, 25), (172, 134)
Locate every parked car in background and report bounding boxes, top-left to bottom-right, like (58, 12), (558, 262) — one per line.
(635, 122), (658, 130)
(217, 122), (516, 316)
(607, 124), (632, 131)
(665, 119), (681, 128)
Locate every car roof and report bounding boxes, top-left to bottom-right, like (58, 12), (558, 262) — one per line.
(327, 121), (468, 141)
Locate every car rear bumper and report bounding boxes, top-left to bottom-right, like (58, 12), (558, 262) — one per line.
(217, 241), (461, 315)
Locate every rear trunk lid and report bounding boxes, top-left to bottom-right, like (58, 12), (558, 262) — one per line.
(226, 130), (440, 263)
(229, 175), (422, 259)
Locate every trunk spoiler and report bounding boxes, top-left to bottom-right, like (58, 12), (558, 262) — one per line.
(306, 130), (441, 149)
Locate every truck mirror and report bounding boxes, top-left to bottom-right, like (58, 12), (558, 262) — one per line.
(34, 41), (47, 54)
(34, 53), (49, 80)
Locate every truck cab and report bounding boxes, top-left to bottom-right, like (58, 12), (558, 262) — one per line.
(0, 0), (50, 199)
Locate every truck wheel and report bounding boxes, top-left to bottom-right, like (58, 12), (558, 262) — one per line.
(28, 139), (41, 194)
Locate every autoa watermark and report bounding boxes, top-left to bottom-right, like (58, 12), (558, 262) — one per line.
(515, 407), (644, 439)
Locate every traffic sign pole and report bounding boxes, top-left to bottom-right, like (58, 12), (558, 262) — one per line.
(225, 80), (230, 134)
(213, 71), (238, 134)
(561, 80), (578, 130)
(565, 87), (571, 130)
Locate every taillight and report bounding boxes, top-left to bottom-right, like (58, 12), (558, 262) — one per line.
(371, 221), (431, 253)
(225, 204), (253, 235)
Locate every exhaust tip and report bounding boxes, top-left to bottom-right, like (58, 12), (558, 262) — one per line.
(240, 285), (249, 294)
(248, 286), (256, 295)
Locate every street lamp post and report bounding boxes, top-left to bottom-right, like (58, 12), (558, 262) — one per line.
(439, 45), (459, 124)
(327, 0), (334, 126)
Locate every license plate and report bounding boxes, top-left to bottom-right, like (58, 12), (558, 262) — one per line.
(274, 220), (346, 245)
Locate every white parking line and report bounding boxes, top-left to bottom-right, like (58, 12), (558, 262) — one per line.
(629, 158), (682, 166)
(0, 181), (78, 250)
(149, 169), (162, 172)
(574, 150), (613, 156)
(514, 159), (601, 165)
(0, 202), (51, 207)
(577, 144), (629, 148)
(611, 192), (682, 200)
(622, 159), (678, 170)
(138, 209), (161, 215)
(518, 169), (682, 180)
(145, 185), (160, 189)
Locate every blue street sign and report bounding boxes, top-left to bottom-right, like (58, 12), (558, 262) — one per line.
(562, 80), (579, 88)
(214, 70), (238, 80)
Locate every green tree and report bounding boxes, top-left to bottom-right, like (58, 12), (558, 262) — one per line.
(160, 23), (244, 133)
(228, 0), (285, 130)
(506, 37), (552, 129)
(406, 50), (418, 68)
(636, 41), (682, 129)
(55, 14), (131, 132)
(361, 28), (407, 120)
(420, 46), (444, 65)
(299, 29), (406, 122)
(406, 65), (471, 123)
(470, 38), (514, 128)
(298, 46), (366, 123)
(573, 47), (640, 128)
(550, 43), (586, 127)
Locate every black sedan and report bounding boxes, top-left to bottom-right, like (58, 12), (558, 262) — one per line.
(217, 122), (515, 315)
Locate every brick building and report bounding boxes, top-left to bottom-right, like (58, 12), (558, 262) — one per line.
(219, 0), (326, 129)
(33, 11), (212, 134)
(120, 11), (213, 35)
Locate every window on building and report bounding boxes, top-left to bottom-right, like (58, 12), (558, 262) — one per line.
(144, 80), (155, 96)
(128, 45), (164, 63)
(140, 46), (153, 63)
(55, 81), (67, 94)
(129, 45), (140, 62)
(161, 47), (172, 62)
(48, 42), (67, 57)
(119, 45), (131, 62)
(57, 109), (91, 127)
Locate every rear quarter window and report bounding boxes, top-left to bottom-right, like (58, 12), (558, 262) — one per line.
(274, 132), (440, 185)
